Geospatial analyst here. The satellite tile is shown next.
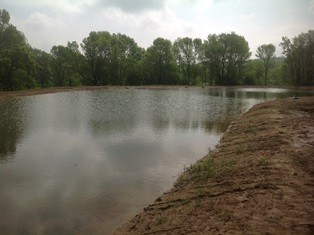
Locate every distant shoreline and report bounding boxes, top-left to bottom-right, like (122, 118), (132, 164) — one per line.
(0, 85), (313, 101)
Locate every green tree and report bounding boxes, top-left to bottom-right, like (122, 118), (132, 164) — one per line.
(107, 33), (143, 85)
(203, 32), (251, 85)
(203, 34), (222, 85)
(81, 31), (144, 86)
(121, 39), (145, 85)
(255, 44), (276, 85)
(81, 31), (112, 85)
(50, 42), (83, 87)
(12, 46), (37, 89)
(33, 48), (52, 87)
(143, 37), (179, 85)
(267, 58), (284, 86)
(243, 59), (264, 85)
(280, 30), (314, 86)
(173, 37), (203, 85)
(66, 41), (84, 86)
(0, 9), (35, 91)
(50, 45), (70, 86)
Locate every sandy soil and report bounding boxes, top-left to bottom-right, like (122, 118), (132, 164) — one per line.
(115, 96), (314, 234)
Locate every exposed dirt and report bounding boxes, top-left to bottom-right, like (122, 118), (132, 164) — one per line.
(115, 96), (314, 234)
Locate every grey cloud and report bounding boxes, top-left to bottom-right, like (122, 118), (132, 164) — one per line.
(96, 0), (166, 13)
(309, 0), (314, 14)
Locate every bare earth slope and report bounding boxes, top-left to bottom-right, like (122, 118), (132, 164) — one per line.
(115, 97), (314, 234)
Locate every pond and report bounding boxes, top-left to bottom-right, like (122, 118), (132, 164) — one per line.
(0, 87), (312, 234)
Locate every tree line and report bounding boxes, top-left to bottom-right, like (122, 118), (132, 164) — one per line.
(0, 9), (313, 91)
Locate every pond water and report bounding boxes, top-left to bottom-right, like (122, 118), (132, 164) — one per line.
(0, 87), (312, 234)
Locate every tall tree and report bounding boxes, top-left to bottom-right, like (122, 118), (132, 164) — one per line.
(203, 34), (222, 85)
(203, 32), (251, 85)
(32, 48), (52, 87)
(256, 44), (276, 85)
(121, 36), (145, 85)
(50, 45), (70, 86)
(0, 9), (35, 91)
(50, 42), (83, 87)
(107, 33), (143, 85)
(143, 38), (179, 85)
(66, 41), (84, 86)
(173, 37), (203, 85)
(81, 31), (112, 85)
(280, 30), (314, 86)
(81, 31), (143, 86)
(243, 59), (264, 85)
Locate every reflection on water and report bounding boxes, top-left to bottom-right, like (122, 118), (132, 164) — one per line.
(0, 99), (30, 159)
(0, 87), (312, 234)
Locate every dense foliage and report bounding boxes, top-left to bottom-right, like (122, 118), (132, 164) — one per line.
(280, 30), (314, 86)
(0, 9), (313, 91)
(203, 33), (251, 85)
(255, 44), (276, 85)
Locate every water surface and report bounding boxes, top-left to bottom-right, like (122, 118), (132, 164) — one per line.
(0, 87), (312, 234)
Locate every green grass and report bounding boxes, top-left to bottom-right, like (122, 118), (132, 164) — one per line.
(175, 156), (238, 186)
(201, 158), (214, 180)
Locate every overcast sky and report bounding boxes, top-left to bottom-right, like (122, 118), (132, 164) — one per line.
(1, 0), (313, 57)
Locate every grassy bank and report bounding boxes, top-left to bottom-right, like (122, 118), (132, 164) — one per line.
(115, 96), (314, 234)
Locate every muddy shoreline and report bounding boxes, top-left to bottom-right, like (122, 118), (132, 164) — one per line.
(115, 96), (314, 234)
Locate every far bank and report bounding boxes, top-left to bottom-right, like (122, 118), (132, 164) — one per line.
(0, 85), (313, 101)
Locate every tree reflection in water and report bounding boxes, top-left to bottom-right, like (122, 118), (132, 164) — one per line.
(0, 99), (29, 161)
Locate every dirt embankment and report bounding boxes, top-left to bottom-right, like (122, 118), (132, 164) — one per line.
(115, 97), (314, 234)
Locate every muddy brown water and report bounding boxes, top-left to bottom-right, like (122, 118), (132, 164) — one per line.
(0, 87), (312, 234)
